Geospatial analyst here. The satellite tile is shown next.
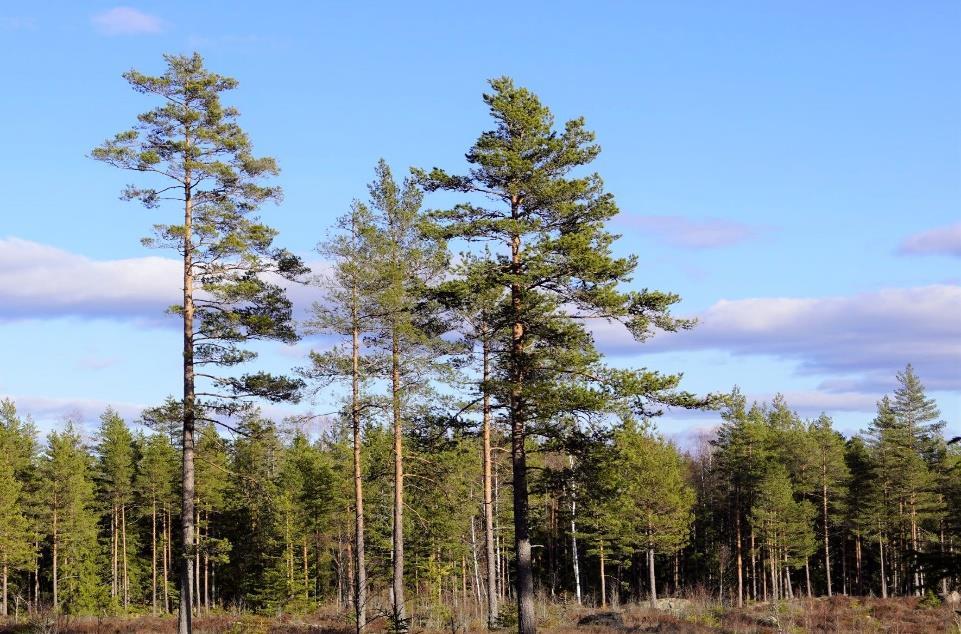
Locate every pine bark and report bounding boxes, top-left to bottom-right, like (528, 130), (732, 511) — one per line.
(351, 292), (367, 633)
(152, 497), (157, 614)
(481, 331), (498, 628)
(391, 331), (406, 628)
(179, 135), (196, 634)
(823, 477), (832, 597)
(510, 213), (535, 634)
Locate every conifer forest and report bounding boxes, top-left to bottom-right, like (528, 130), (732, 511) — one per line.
(0, 52), (958, 634)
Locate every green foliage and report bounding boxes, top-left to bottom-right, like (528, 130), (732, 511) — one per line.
(43, 423), (106, 614)
(91, 52), (307, 417)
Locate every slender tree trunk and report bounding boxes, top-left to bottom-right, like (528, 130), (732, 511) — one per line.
(195, 507), (202, 614)
(2, 563), (7, 618)
(152, 496), (158, 615)
(910, 497), (920, 595)
(350, 294), (367, 633)
(750, 528), (757, 601)
(769, 543), (778, 602)
(878, 518), (888, 599)
(391, 329), (407, 629)
(569, 455), (582, 606)
(599, 540), (607, 609)
(205, 509), (210, 610)
(822, 480), (832, 597)
(122, 502), (129, 610)
(471, 517), (483, 606)
(112, 505), (118, 600)
(735, 499), (744, 607)
(180, 150), (196, 634)
(303, 537), (309, 602)
(647, 544), (657, 608)
(804, 557), (812, 598)
(481, 330), (498, 627)
(509, 220), (535, 634)
(163, 506), (170, 612)
(855, 530), (862, 595)
(52, 508), (58, 611)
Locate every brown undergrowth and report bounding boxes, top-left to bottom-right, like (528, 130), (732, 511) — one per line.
(0, 596), (957, 633)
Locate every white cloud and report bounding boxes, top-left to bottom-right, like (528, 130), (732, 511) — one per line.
(616, 214), (764, 248)
(91, 7), (164, 35)
(2, 394), (146, 431)
(593, 284), (961, 395)
(0, 237), (180, 322)
(898, 222), (961, 257)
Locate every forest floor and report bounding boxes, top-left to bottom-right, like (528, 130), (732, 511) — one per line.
(1, 596), (959, 633)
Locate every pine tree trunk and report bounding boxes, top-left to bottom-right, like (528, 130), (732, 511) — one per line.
(769, 543), (777, 602)
(195, 507), (202, 613)
(2, 563), (7, 618)
(804, 557), (812, 598)
(878, 518), (888, 599)
(910, 497), (920, 595)
(509, 222), (535, 634)
(152, 496), (157, 615)
(735, 499), (744, 607)
(569, 455), (582, 606)
(205, 509), (210, 610)
(303, 537), (309, 602)
(391, 329), (406, 629)
(481, 330), (498, 628)
(163, 506), (170, 612)
(52, 508), (58, 610)
(823, 478), (832, 597)
(647, 545), (657, 608)
(122, 502), (129, 610)
(180, 150), (196, 634)
(855, 530), (862, 595)
(349, 267), (367, 632)
(599, 540), (607, 608)
(112, 504), (118, 600)
(750, 529), (757, 601)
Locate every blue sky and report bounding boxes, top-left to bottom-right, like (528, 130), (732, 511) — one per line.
(0, 2), (958, 441)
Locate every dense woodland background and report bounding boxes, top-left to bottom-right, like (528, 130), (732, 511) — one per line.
(0, 366), (958, 626)
(0, 53), (958, 633)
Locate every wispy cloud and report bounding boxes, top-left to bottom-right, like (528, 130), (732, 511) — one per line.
(898, 221), (961, 257)
(0, 238), (325, 324)
(1, 16), (36, 31)
(0, 237), (180, 322)
(616, 214), (765, 249)
(91, 7), (164, 35)
(592, 283), (961, 400)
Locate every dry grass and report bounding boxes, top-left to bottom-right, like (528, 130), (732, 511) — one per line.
(0, 596), (957, 633)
